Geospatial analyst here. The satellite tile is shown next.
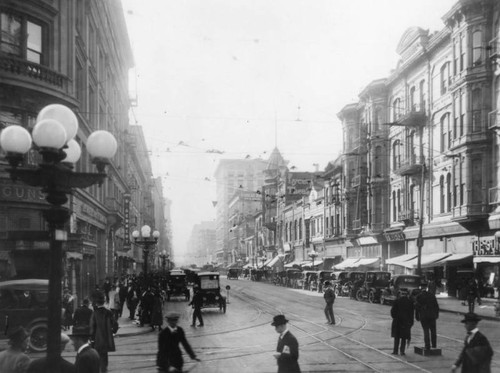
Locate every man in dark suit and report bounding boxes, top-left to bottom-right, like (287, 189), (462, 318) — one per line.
(189, 287), (204, 327)
(157, 312), (200, 372)
(323, 281), (336, 325)
(451, 313), (493, 373)
(27, 333), (75, 373)
(390, 289), (414, 356)
(90, 292), (117, 373)
(73, 298), (93, 327)
(415, 286), (439, 350)
(271, 314), (301, 373)
(69, 326), (100, 373)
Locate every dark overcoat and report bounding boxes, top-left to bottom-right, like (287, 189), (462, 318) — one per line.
(390, 296), (414, 340)
(90, 306), (116, 353)
(75, 346), (100, 373)
(157, 326), (196, 371)
(454, 331), (493, 373)
(276, 330), (301, 373)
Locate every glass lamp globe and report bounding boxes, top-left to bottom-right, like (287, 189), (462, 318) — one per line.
(0, 125), (32, 154)
(32, 119), (67, 149)
(37, 104), (78, 143)
(141, 225), (151, 238)
(62, 139), (82, 163)
(87, 130), (118, 159)
(162, 250), (167, 256)
(132, 230), (140, 239)
(153, 230), (160, 239)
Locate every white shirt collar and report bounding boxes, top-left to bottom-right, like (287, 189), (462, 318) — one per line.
(167, 325), (178, 333)
(280, 328), (289, 339)
(78, 342), (90, 355)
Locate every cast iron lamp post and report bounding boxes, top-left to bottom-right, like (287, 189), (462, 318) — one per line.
(132, 225), (160, 277)
(160, 249), (169, 275)
(309, 249), (318, 268)
(0, 104), (117, 372)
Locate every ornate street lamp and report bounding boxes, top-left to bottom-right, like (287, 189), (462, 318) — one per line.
(0, 104), (117, 372)
(160, 249), (169, 275)
(132, 225), (160, 277)
(309, 249), (318, 268)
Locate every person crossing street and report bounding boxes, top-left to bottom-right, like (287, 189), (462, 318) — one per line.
(323, 281), (336, 325)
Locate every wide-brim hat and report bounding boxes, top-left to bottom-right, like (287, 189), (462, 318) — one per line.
(461, 312), (482, 323)
(68, 326), (92, 338)
(7, 326), (30, 344)
(271, 314), (288, 326)
(165, 311), (181, 320)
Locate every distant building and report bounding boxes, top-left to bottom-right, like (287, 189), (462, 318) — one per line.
(186, 221), (216, 266)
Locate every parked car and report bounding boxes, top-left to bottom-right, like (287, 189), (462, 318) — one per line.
(167, 271), (190, 301)
(193, 272), (226, 313)
(285, 269), (302, 288)
(0, 279), (49, 352)
(227, 268), (239, 280)
(380, 274), (422, 305)
(355, 271), (391, 303)
(316, 270), (336, 293)
(332, 271), (349, 296)
(343, 271), (366, 299)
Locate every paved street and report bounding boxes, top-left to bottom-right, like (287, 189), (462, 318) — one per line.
(65, 278), (500, 373)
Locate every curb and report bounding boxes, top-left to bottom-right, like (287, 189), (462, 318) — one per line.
(439, 307), (500, 322)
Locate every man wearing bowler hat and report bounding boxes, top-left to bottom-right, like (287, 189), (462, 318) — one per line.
(323, 281), (336, 325)
(157, 311), (200, 372)
(68, 325), (100, 373)
(451, 312), (493, 373)
(271, 314), (301, 373)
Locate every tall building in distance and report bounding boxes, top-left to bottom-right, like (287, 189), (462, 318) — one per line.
(214, 158), (267, 265)
(186, 221), (216, 267)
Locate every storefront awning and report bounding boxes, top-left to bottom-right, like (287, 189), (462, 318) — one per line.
(356, 237), (378, 245)
(242, 263), (255, 269)
(266, 254), (285, 268)
(284, 260), (302, 268)
(66, 252), (83, 260)
(386, 254), (418, 266)
(350, 257), (379, 268)
(301, 259), (323, 268)
(334, 258), (360, 270)
(473, 256), (500, 264)
(425, 253), (473, 267)
(401, 253), (452, 269)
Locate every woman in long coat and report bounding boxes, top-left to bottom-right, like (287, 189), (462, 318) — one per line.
(151, 288), (164, 331)
(390, 290), (414, 356)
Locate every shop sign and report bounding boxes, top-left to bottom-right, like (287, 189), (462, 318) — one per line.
(471, 237), (500, 256)
(82, 246), (96, 256)
(124, 194), (131, 246)
(0, 179), (46, 203)
(80, 203), (107, 225)
(384, 230), (405, 242)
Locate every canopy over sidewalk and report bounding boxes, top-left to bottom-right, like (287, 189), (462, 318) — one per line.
(386, 254), (418, 266)
(334, 258), (360, 270)
(400, 253), (452, 269)
(350, 257), (380, 268)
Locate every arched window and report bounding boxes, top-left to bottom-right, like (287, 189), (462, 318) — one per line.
(409, 86), (416, 111)
(393, 98), (401, 121)
(299, 218), (302, 239)
(374, 145), (383, 177)
(440, 175), (445, 213)
(397, 189), (401, 217)
(472, 88), (482, 132)
(419, 80), (426, 111)
(409, 185), (415, 214)
(294, 220), (298, 241)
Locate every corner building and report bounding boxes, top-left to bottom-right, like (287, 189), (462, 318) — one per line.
(338, 0), (500, 296)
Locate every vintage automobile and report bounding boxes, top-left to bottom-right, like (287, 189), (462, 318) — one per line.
(0, 279), (49, 352)
(167, 271), (190, 301)
(355, 271), (391, 303)
(380, 274), (422, 305)
(343, 271), (366, 299)
(227, 268), (240, 280)
(332, 271), (349, 296)
(299, 271), (318, 290)
(194, 272), (226, 313)
(285, 269), (302, 288)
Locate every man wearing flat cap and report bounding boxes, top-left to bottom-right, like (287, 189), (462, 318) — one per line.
(0, 326), (31, 373)
(271, 314), (301, 373)
(69, 326), (100, 373)
(451, 313), (493, 373)
(157, 312), (200, 372)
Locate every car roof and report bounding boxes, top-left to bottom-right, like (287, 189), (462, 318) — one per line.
(198, 271), (220, 276)
(0, 279), (49, 290)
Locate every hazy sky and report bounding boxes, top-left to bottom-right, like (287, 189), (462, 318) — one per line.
(121, 0), (456, 262)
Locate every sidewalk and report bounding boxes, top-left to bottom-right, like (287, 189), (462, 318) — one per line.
(436, 293), (500, 322)
(114, 303), (156, 338)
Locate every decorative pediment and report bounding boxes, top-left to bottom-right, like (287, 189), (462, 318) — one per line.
(396, 27), (429, 61)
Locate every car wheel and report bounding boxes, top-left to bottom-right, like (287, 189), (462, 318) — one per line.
(368, 290), (376, 304)
(28, 322), (48, 352)
(355, 289), (362, 301)
(380, 294), (386, 305)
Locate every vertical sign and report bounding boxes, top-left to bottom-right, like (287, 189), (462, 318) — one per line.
(124, 193), (131, 247)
